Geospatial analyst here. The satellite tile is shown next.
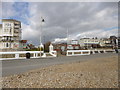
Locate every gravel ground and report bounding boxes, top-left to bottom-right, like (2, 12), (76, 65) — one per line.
(1, 55), (118, 88)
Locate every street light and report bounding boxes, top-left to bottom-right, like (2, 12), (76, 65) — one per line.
(40, 17), (45, 57)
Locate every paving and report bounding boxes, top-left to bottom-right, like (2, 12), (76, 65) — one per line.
(1, 53), (118, 77)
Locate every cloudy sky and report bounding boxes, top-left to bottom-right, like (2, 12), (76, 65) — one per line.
(1, 0), (118, 45)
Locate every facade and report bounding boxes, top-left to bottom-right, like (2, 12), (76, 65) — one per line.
(0, 19), (24, 51)
(79, 38), (100, 48)
(79, 37), (113, 49)
(118, 37), (120, 49)
(53, 43), (81, 55)
(99, 38), (112, 47)
(0, 24), (2, 48)
(69, 40), (79, 45)
(20, 40), (27, 49)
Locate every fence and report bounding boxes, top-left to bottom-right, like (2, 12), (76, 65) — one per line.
(0, 51), (52, 60)
(91, 49), (115, 54)
(66, 50), (91, 56)
(0, 44), (58, 60)
(0, 49), (115, 60)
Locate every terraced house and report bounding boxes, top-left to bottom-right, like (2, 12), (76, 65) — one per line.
(0, 19), (26, 51)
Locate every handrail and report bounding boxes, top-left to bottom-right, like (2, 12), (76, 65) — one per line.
(67, 50), (90, 56)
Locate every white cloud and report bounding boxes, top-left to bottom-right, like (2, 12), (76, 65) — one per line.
(95, 9), (107, 18)
(22, 23), (41, 44)
(25, 2), (118, 45)
(2, 0), (119, 2)
(76, 29), (118, 38)
(2, 2), (118, 45)
(52, 28), (118, 43)
(52, 38), (67, 43)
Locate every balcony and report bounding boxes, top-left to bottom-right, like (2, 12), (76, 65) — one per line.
(13, 38), (20, 41)
(14, 25), (20, 29)
(14, 29), (19, 33)
(14, 22), (20, 25)
(14, 33), (20, 36)
(1, 38), (14, 42)
(3, 31), (13, 35)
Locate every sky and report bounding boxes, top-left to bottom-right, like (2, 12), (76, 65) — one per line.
(1, 0), (119, 45)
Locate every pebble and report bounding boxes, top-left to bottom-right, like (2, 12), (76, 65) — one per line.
(1, 56), (118, 88)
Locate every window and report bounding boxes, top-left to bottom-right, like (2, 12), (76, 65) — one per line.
(61, 46), (65, 51)
(10, 28), (11, 33)
(67, 45), (73, 50)
(75, 46), (79, 49)
(4, 29), (6, 32)
(5, 24), (8, 27)
(9, 24), (11, 26)
(6, 43), (9, 47)
(6, 36), (9, 40)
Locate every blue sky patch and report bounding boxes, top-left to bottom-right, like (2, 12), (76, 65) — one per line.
(104, 27), (119, 31)
(12, 2), (30, 25)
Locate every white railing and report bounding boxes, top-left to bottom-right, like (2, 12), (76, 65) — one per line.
(49, 51), (57, 57)
(0, 50), (57, 60)
(90, 49), (115, 54)
(67, 50), (90, 56)
(0, 51), (44, 60)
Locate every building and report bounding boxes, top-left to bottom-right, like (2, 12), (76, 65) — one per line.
(53, 43), (81, 55)
(118, 37), (120, 49)
(110, 36), (117, 46)
(69, 40), (79, 45)
(99, 38), (112, 48)
(79, 38), (100, 48)
(79, 37), (114, 49)
(0, 24), (2, 48)
(20, 40), (27, 49)
(0, 19), (26, 51)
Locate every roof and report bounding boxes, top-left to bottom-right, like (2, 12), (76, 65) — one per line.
(2, 19), (21, 23)
(80, 38), (90, 40)
(20, 40), (27, 43)
(71, 40), (78, 41)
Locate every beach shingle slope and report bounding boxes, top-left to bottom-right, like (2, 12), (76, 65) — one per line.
(1, 55), (118, 88)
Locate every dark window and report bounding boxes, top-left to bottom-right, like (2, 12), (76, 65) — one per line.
(6, 37), (9, 40)
(6, 43), (9, 47)
(10, 28), (11, 33)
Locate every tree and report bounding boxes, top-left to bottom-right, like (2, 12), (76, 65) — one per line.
(44, 41), (51, 52)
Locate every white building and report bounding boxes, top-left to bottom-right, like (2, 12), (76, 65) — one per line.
(69, 40), (79, 45)
(0, 19), (22, 51)
(99, 38), (112, 47)
(79, 38), (99, 47)
(79, 37), (113, 48)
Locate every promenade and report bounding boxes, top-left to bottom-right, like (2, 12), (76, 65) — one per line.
(2, 53), (117, 76)
(1, 53), (118, 88)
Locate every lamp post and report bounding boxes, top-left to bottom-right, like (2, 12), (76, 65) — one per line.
(40, 17), (45, 57)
